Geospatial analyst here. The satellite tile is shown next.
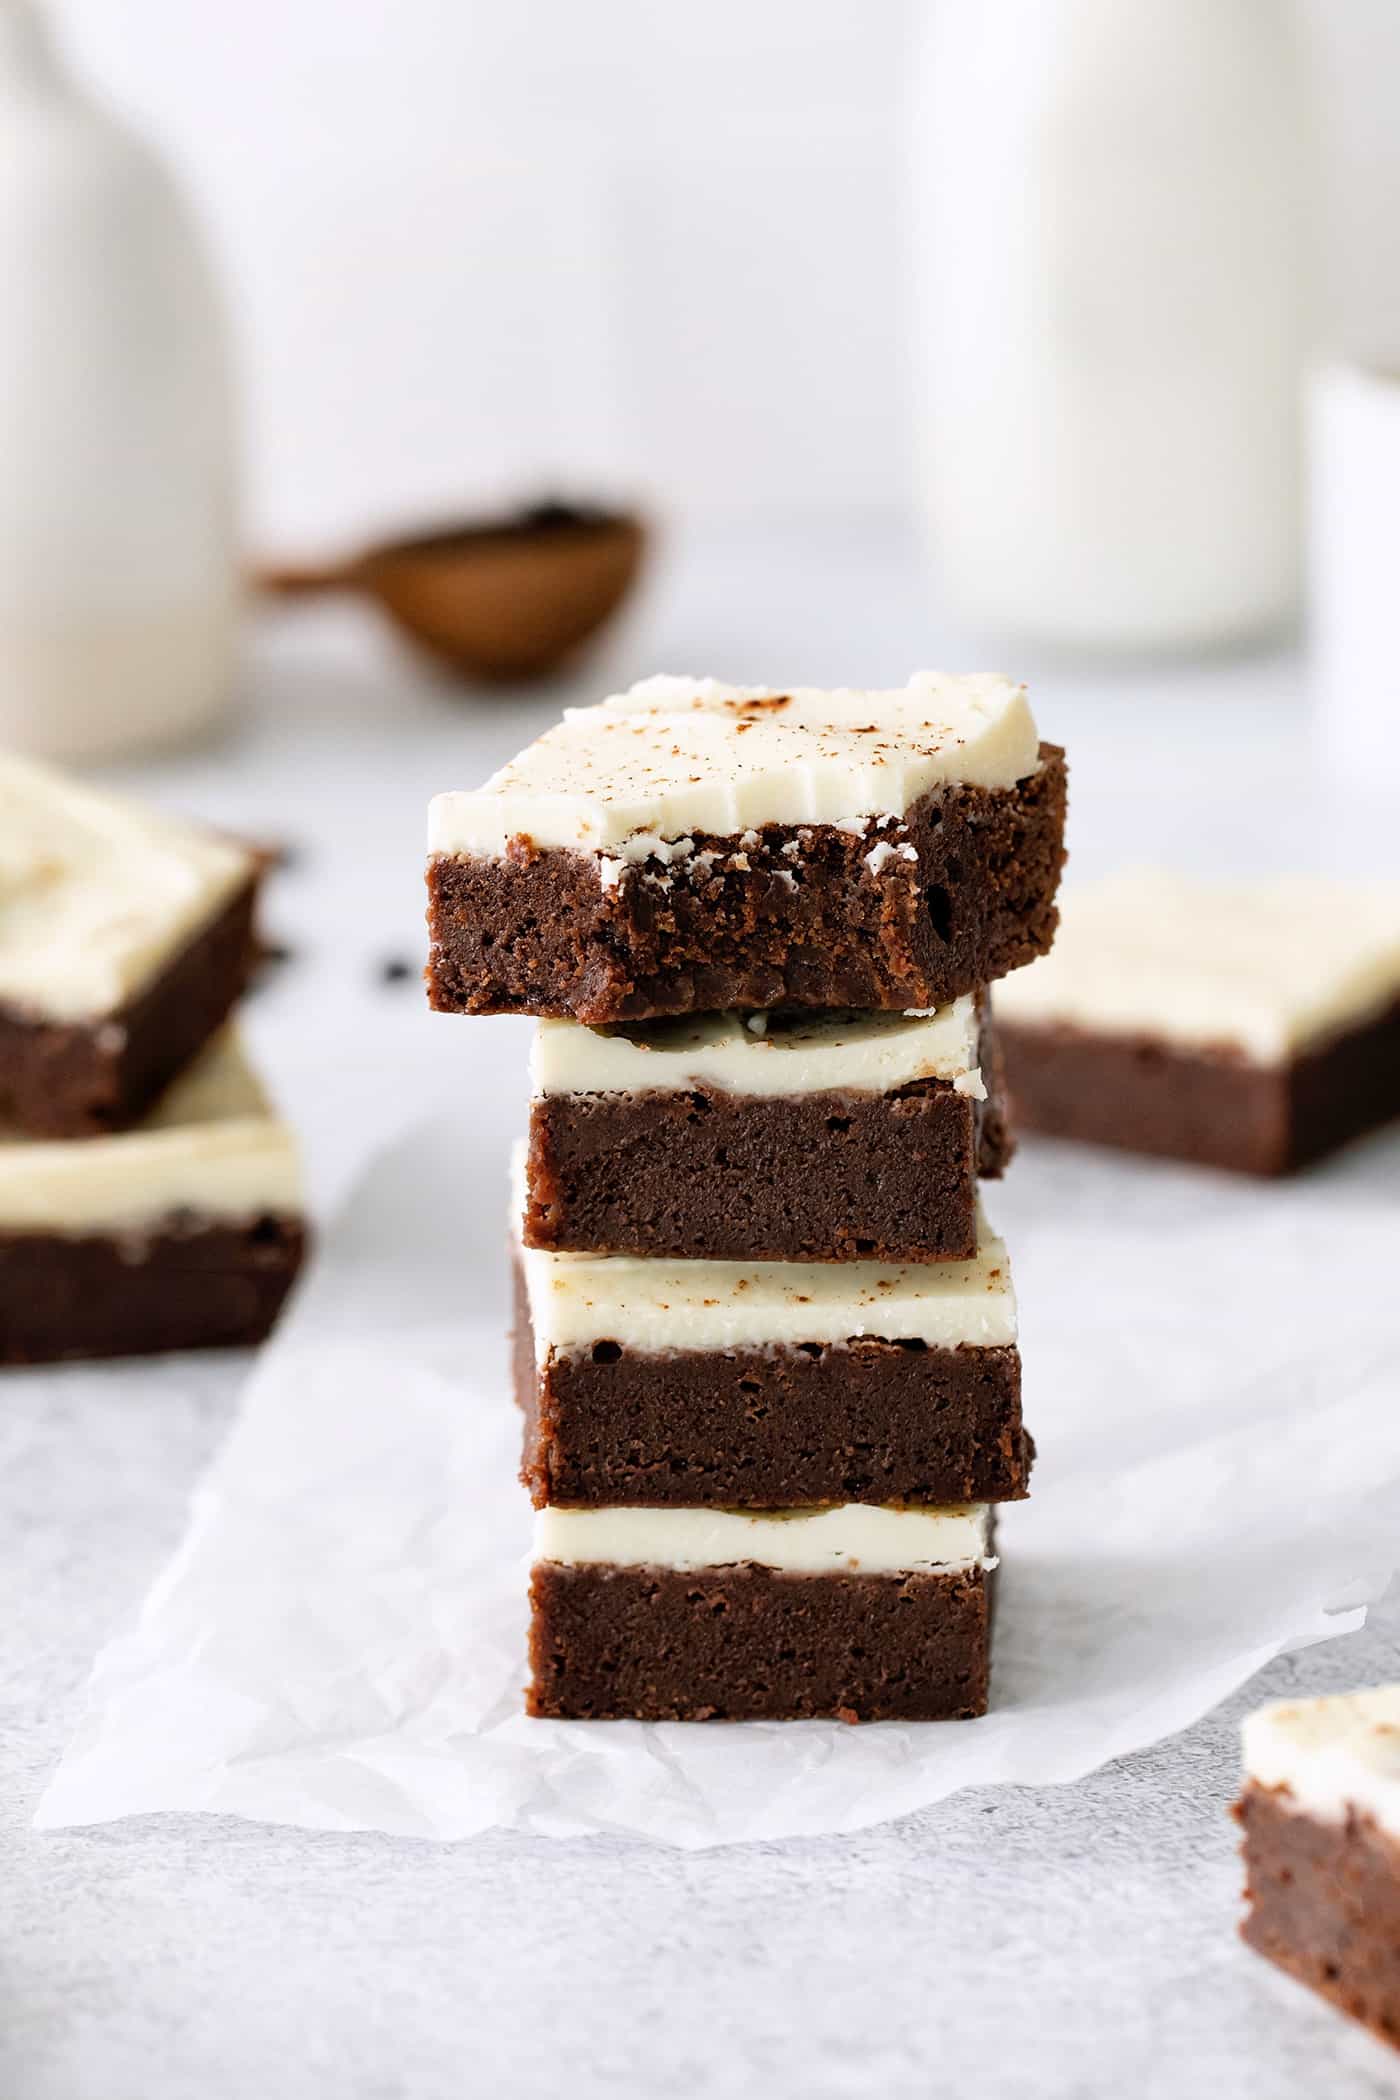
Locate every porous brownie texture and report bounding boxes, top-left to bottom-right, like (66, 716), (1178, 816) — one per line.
(524, 1022), (1013, 1265)
(427, 745), (1066, 1023)
(0, 1212), (306, 1365)
(1236, 1783), (1400, 2048)
(1001, 990), (1400, 1176)
(0, 876), (261, 1139)
(514, 1259), (1030, 1508)
(527, 1559), (992, 1721)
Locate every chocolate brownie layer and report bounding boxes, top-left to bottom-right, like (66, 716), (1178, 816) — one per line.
(1236, 1784), (1400, 2048)
(527, 1559), (992, 1722)
(427, 745), (1066, 1023)
(513, 1256), (1030, 1507)
(525, 1003), (1013, 1262)
(1001, 991), (1400, 1176)
(0, 876), (260, 1138)
(0, 1213), (305, 1365)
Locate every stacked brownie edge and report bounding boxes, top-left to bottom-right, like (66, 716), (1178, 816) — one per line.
(426, 671), (1066, 1722)
(0, 754), (306, 1363)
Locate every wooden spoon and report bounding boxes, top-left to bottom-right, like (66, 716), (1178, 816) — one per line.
(256, 501), (647, 683)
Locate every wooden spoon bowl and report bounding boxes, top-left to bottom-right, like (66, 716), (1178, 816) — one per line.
(258, 502), (647, 684)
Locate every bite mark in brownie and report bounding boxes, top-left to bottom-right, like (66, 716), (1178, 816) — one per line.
(527, 1559), (993, 1722)
(427, 746), (1066, 1023)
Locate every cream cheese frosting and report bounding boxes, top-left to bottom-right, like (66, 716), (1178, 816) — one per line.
(529, 995), (986, 1102)
(1242, 1686), (1400, 1832)
(428, 671), (1040, 860)
(0, 1029), (301, 1233)
(0, 753), (255, 1022)
(995, 870), (1400, 1063)
(533, 1501), (995, 1575)
(513, 1149), (1015, 1356)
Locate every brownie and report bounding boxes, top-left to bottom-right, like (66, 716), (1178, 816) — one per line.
(0, 1030), (305, 1363)
(0, 754), (266, 1138)
(513, 1253), (1029, 1507)
(0, 873), (261, 1140)
(527, 1559), (992, 1722)
(524, 1008), (1013, 1265)
(0, 1213), (305, 1365)
(1237, 1783), (1400, 2048)
(427, 745), (1066, 1023)
(997, 870), (1400, 1175)
(1001, 993), (1400, 1176)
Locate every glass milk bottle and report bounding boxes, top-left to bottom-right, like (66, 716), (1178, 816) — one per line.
(909, 0), (1308, 654)
(0, 2), (237, 758)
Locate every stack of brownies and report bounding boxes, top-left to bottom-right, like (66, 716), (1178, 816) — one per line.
(0, 753), (305, 1366)
(426, 674), (1066, 1721)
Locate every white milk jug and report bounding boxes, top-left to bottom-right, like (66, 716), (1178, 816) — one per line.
(910, 0), (1307, 653)
(0, 2), (237, 758)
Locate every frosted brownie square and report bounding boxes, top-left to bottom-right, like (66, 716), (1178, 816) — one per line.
(512, 1165), (1028, 1510)
(0, 754), (262, 1136)
(998, 872), (1400, 1174)
(0, 1029), (305, 1364)
(427, 673), (1066, 1023)
(524, 993), (1011, 1264)
(528, 1502), (996, 1722)
(1236, 1685), (1400, 2048)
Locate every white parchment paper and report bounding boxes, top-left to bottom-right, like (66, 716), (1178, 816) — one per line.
(35, 1109), (1400, 1849)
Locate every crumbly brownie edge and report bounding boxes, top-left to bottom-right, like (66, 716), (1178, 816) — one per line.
(0, 1212), (306, 1365)
(523, 1011), (1012, 1264)
(0, 874), (261, 1138)
(1001, 990), (1400, 1177)
(1236, 1782), (1400, 2048)
(426, 744), (1066, 1023)
(512, 1256), (1030, 1509)
(527, 1559), (992, 1722)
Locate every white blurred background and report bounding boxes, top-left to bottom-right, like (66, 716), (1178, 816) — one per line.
(46, 0), (1400, 547)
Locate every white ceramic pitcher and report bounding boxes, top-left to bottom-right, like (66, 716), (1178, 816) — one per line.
(0, 2), (237, 758)
(910, 0), (1308, 655)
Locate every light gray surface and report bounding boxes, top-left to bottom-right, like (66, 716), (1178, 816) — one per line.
(4, 532), (1400, 2098)
(5, 1390), (1400, 2100)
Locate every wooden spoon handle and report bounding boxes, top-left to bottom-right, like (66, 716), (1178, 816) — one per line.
(249, 558), (358, 599)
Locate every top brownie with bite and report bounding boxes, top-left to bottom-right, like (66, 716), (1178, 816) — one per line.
(426, 672), (1066, 1023)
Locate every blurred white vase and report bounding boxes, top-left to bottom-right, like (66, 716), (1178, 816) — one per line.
(0, 2), (237, 760)
(910, 0), (1308, 655)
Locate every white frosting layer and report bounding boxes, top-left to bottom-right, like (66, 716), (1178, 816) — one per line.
(0, 753), (255, 1023)
(513, 1151), (1015, 1355)
(428, 671), (1040, 859)
(1242, 1686), (1400, 1833)
(529, 995), (985, 1102)
(996, 870), (1400, 1063)
(0, 1029), (301, 1232)
(534, 1501), (994, 1575)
